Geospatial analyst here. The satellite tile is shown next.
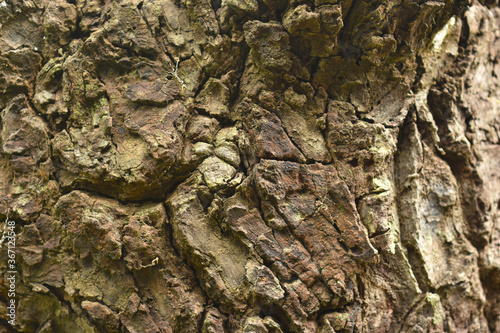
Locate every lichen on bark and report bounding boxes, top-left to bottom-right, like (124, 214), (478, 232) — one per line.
(0, 0), (499, 332)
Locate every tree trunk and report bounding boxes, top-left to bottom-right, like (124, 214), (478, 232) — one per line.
(0, 0), (499, 332)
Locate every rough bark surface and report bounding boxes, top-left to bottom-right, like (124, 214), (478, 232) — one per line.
(0, 0), (499, 332)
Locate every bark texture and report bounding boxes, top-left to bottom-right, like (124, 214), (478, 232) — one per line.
(0, 0), (499, 332)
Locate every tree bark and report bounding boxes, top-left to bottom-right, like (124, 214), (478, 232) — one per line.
(0, 0), (499, 332)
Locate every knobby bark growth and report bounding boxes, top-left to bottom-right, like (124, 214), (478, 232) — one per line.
(0, 0), (499, 332)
